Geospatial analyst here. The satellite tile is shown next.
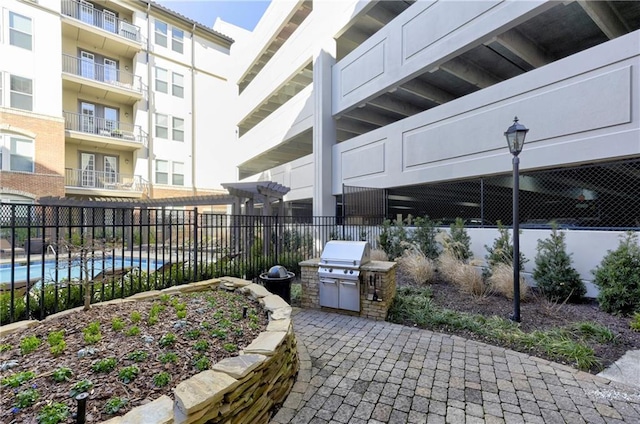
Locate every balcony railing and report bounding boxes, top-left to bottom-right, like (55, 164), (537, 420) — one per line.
(65, 168), (146, 192)
(62, 54), (142, 93)
(61, 0), (142, 43)
(64, 111), (143, 145)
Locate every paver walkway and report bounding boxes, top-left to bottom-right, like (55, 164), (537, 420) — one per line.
(272, 309), (640, 424)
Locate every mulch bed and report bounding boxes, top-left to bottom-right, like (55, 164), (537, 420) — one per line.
(0, 289), (268, 423)
(396, 271), (640, 373)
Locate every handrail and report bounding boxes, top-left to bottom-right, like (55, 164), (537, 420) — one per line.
(65, 168), (145, 192)
(61, 0), (142, 43)
(62, 54), (142, 93)
(63, 111), (143, 144)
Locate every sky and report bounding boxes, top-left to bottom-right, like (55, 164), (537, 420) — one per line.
(156, 0), (271, 31)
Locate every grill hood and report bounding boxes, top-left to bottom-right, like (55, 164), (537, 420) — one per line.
(319, 240), (371, 269)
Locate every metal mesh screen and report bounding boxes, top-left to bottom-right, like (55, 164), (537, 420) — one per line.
(342, 185), (388, 225)
(384, 158), (640, 229)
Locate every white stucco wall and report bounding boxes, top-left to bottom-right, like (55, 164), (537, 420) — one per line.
(332, 31), (640, 193)
(1, 0), (62, 117)
(465, 228), (634, 298)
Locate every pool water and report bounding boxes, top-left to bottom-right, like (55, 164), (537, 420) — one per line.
(0, 257), (165, 284)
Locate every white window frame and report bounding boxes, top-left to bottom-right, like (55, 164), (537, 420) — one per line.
(172, 161), (184, 186)
(1, 135), (35, 173)
(155, 20), (167, 47)
(172, 117), (184, 142)
(10, 74), (33, 111)
(155, 113), (168, 139)
(172, 27), (184, 53)
(9, 11), (33, 51)
(155, 159), (168, 184)
(172, 72), (184, 98)
(155, 67), (168, 93)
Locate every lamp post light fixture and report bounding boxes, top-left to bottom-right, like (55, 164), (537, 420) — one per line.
(504, 116), (529, 322)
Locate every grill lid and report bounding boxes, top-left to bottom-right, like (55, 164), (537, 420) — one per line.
(320, 240), (371, 268)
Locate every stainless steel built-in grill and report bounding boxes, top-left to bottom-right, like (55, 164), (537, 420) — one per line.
(318, 241), (371, 312)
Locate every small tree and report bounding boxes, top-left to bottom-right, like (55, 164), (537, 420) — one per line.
(53, 235), (109, 311)
(411, 215), (441, 260)
(484, 221), (527, 277)
(533, 227), (585, 302)
(442, 218), (472, 262)
(592, 232), (640, 315)
(378, 218), (409, 260)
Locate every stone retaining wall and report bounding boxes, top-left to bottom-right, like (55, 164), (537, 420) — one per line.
(0, 277), (299, 424)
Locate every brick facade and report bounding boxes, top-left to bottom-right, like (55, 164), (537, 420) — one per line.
(0, 110), (65, 200)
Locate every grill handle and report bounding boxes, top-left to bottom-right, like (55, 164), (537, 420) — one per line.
(340, 281), (357, 286)
(321, 258), (357, 266)
(320, 278), (337, 284)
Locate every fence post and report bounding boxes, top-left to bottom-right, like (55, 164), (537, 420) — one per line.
(193, 207), (198, 281)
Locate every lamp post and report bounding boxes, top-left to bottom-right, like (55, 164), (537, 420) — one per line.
(504, 116), (529, 322)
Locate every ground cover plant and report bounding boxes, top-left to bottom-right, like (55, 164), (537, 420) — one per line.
(388, 275), (640, 373)
(0, 289), (268, 423)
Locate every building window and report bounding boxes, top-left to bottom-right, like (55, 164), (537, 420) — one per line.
(172, 28), (184, 53)
(172, 161), (184, 186)
(155, 20), (167, 47)
(172, 72), (184, 98)
(9, 12), (32, 51)
(155, 67), (168, 93)
(155, 113), (168, 138)
(172, 117), (184, 141)
(1, 136), (34, 172)
(155, 160), (168, 184)
(10, 75), (33, 111)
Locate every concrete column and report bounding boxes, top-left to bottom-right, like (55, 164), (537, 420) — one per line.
(312, 42), (337, 218)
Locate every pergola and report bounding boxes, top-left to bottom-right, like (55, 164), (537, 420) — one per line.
(38, 181), (290, 216)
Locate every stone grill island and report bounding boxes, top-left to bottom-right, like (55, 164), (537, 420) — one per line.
(300, 258), (397, 321)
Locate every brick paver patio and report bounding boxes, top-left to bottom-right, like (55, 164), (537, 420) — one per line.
(271, 309), (640, 424)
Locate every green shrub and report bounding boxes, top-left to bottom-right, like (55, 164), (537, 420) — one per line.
(19, 335), (41, 355)
(484, 221), (527, 277)
(37, 402), (69, 424)
(118, 365), (139, 383)
(51, 367), (73, 383)
(411, 216), (441, 260)
(630, 313), (640, 331)
(442, 218), (472, 261)
(104, 397), (128, 414)
(0, 293), (28, 325)
(379, 218), (409, 260)
(533, 227), (585, 303)
(592, 232), (640, 315)
(92, 357), (117, 373)
(69, 379), (93, 397)
(153, 372), (171, 387)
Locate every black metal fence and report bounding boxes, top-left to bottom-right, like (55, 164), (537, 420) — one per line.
(0, 204), (382, 323)
(368, 158), (640, 230)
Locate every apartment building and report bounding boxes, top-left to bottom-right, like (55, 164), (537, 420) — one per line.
(1, 0), (235, 204)
(229, 0), (640, 224)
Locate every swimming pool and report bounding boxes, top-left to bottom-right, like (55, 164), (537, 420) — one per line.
(0, 256), (165, 284)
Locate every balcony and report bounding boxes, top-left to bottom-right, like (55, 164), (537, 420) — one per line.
(62, 54), (143, 104)
(64, 111), (145, 151)
(65, 168), (147, 198)
(61, 0), (142, 57)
